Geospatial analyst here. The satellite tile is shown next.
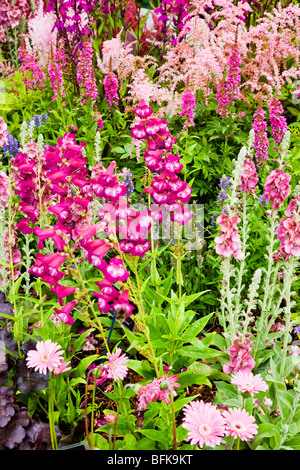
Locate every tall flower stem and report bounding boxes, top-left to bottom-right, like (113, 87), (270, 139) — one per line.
(253, 212), (277, 358)
(168, 385), (178, 450)
(235, 192), (247, 314)
(70, 253), (109, 352)
(279, 256), (295, 381)
(132, 262), (159, 376)
(48, 372), (58, 450)
(224, 257), (236, 344)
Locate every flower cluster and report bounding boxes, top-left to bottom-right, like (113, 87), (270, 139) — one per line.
(26, 339), (70, 376)
(182, 400), (258, 449)
(277, 194), (300, 260)
(269, 98), (288, 149)
(48, 46), (67, 102)
(18, 38), (45, 90)
(137, 373), (181, 411)
(131, 100), (193, 226)
(223, 336), (255, 375)
(77, 38), (98, 104)
(180, 87), (196, 128)
(263, 168), (291, 211)
(214, 213), (244, 261)
(0, 117), (8, 148)
(253, 106), (269, 165)
(104, 73), (119, 108)
(0, 0), (37, 42)
(216, 46), (242, 117)
(237, 158), (258, 194)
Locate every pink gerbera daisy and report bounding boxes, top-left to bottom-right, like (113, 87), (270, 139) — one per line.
(223, 407), (258, 441)
(182, 400), (226, 448)
(103, 347), (129, 381)
(231, 371), (268, 396)
(137, 379), (161, 411)
(26, 339), (65, 375)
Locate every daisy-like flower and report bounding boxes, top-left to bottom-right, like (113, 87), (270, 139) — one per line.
(231, 371), (268, 396)
(137, 379), (161, 411)
(182, 400), (226, 449)
(26, 339), (65, 375)
(157, 374), (181, 404)
(103, 347), (129, 381)
(222, 408), (258, 441)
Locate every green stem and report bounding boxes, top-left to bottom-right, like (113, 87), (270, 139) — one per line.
(168, 386), (178, 450)
(48, 373), (58, 450)
(279, 256), (295, 380)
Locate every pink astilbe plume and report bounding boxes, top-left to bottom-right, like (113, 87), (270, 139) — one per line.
(28, 1), (57, 68)
(182, 400), (226, 449)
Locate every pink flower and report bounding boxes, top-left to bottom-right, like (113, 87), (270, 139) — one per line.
(214, 213), (244, 260)
(222, 408), (258, 441)
(0, 170), (9, 207)
(182, 400), (226, 448)
(137, 379), (161, 411)
(0, 117), (8, 147)
(238, 158), (258, 194)
(269, 98), (288, 148)
(105, 258), (130, 283)
(231, 371), (268, 396)
(180, 87), (196, 128)
(52, 358), (71, 376)
(223, 337), (255, 375)
(263, 168), (291, 210)
(104, 72), (118, 108)
(253, 106), (269, 165)
(53, 300), (77, 325)
(26, 339), (65, 375)
(156, 374), (181, 404)
(103, 347), (129, 381)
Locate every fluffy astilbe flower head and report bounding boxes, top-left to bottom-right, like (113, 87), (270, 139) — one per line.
(182, 400), (226, 448)
(222, 407), (258, 441)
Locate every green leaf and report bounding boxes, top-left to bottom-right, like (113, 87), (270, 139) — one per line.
(177, 371), (211, 389)
(138, 429), (170, 446)
(73, 354), (100, 378)
(180, 313), (213, 342)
